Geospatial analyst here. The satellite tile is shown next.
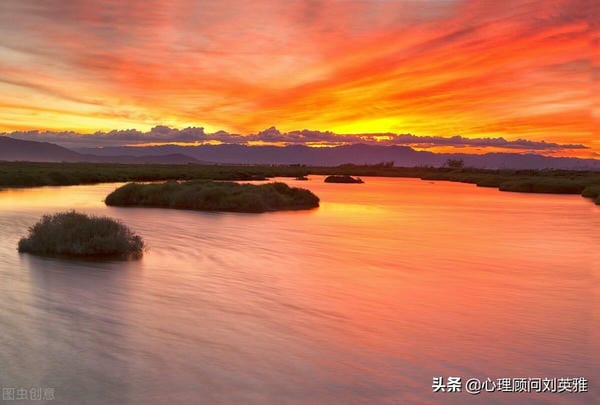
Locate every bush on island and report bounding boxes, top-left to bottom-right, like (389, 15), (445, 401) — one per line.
(18, 211), (144, 260)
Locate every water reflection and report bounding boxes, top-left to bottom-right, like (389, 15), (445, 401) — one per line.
(16, 255), (140, 402)
(0, 178), (598, 404)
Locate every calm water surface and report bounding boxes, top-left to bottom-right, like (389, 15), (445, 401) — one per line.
(0, 177), (598, 404)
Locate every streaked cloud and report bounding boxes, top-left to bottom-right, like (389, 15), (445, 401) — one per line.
(0, 0), (596, 157)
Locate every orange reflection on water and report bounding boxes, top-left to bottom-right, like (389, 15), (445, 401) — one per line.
(0, 176), (597, 403)
(0, 183), (125, 210)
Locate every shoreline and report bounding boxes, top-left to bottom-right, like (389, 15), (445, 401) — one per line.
(0, 161), (598, 205)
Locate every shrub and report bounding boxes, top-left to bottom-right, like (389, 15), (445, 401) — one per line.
(18, 211), (144, 259)
(445, 158), (465, 169)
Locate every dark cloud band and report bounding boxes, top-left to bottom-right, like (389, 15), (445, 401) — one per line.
(2, 126), (588, 151)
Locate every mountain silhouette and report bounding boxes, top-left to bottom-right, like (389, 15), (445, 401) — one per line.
(75, 143), (600, 170)
(0, 136), (84, 162)
(1, 136), (599, 170)
(0, 137), (205, 164)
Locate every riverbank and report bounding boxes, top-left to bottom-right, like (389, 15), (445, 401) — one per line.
(1, 162), (598, 205)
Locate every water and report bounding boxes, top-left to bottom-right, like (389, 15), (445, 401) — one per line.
(0, 177), (598, 404)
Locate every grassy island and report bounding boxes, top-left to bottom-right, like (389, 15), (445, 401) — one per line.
(105, 181), (320, 213)
(18, 211), (145, 259)
(324, 175), (364, 184)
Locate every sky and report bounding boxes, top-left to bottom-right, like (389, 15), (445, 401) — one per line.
(0, 0), (597, 156)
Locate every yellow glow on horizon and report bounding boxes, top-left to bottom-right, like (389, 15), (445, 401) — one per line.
(331, 118), (407, 136)
(0, 0), (595, 157)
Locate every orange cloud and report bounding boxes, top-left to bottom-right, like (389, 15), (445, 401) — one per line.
(0, 0), (596, 157)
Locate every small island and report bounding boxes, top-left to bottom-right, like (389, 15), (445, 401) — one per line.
(18, 211), (145, 260)
(324, 175), (364, 184)
(105, 180), (320, 213)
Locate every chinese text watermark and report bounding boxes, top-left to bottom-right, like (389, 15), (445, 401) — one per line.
(1, 387), (55, 401)
(432, 376), (588, 395)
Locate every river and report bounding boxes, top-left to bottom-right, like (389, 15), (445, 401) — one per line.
(0, 176), (598, 404)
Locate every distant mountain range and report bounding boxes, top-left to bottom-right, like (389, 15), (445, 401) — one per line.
(0, 136), (205, 164)
(0, 136), (84, 162)
(75, 143), (600, 170)
(1, 136), (599, 170)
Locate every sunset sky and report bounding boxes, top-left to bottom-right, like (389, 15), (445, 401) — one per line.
(0, 0), (597, 156)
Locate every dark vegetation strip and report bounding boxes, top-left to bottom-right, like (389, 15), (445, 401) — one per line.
(0, 161), (599, 205)
(0, 161), (298, 187)
(310, 165), (600, 205)
(105, 181), (320, 213)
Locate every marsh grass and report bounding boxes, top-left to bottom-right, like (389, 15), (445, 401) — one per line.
(105, 181), (320, 213)
(498, 178), (588, 194)
(0, 162), (308, 188)
(1, 162), (599, 206)
(582, 185), (600, 198)
(18, 211), (144, 260)
(581, 185), (600, 205)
